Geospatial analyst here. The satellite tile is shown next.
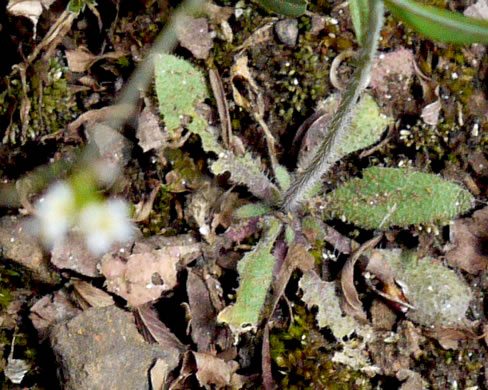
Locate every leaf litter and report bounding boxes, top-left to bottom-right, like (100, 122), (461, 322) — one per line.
(1, 0), (488, 388)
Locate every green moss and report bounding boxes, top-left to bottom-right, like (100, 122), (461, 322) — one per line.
(1, 58), (79, 144)
(270, 304), (373, 389)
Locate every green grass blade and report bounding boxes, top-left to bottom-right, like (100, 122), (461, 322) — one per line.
(256, 0), (307, 17)
(385, 0), (488, 44)
(349, 0), (370, 46)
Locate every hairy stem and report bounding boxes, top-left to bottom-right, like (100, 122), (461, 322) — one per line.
(282, 0), (384, 212)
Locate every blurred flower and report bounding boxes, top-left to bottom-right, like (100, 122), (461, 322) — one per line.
(78, 199), (135, 255)
(35, 182), (76, 246)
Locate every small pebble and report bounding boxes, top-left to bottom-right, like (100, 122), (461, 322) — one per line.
(275, 19), (298, 48)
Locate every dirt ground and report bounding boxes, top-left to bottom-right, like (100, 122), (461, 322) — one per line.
(0, 0), (488, 388)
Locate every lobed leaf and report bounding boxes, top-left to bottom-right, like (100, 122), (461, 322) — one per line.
(153, 53), (208, 137)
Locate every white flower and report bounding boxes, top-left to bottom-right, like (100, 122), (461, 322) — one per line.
(35, 182), (76, 246)
(78, 199), (134, 255)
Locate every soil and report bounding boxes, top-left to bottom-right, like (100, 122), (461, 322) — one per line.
(0, 0), (488, 389)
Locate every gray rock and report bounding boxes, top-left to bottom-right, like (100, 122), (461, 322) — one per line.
(275, 19), (299, 47)
(50, 306), (180, 390)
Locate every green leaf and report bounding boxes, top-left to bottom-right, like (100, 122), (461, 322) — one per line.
(326, 167), (474, 229)
(211, 151), (281, 204)
(349, 0), (370, 46)
(256, 0), (307, 17)
(275, 164), (291, 192)
(385, 0), (488, 45)
(234, 203), (271, 219)
(217, 217), (282, 334)
(153, 54), (208, 137)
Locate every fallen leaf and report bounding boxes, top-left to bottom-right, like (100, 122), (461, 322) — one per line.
(176, 17), (214, 59)
(101, 235), (201, 306)
(72, 280), (115, 309)
(135, 303), (185, 352)
(66, 47), (97, 73)
(136, 104), (168, 153)
(29, 290), (81, 338)
(341, 235), (382, 321)
(396, 369), (425, 390)
(150, 358), (170, 390)
(6, 0), (54, 36)
(193, 352), (245, 388)
(420, 99), (442, 126)
(187, 270), (218, 352)
(133, 185), (160, 222)
(424, 328), (471, 350)
(445, 206), (488, 274)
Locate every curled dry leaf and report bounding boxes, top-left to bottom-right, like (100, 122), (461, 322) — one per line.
(420, 99), (442, 126)
(445, 206), (488, 274)
(341, 235), (383, 321)
(150, 358), (170, 390)
(7, 0), (54, 36)
(135, 303), (185, 352)
(66, 46), (128, 73)
(72, 280), (115, 309)
(193, 352), (245, 388)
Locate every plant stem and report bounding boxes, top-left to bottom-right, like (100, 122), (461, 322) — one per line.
(282, 0), (384, 212)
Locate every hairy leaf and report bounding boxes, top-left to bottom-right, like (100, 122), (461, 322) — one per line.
(218, 217), (282, 334)
(326, 167), (473, 229)
(211, 151), (280, 204)
(234, 203), (271, 219)
(385, 0), (488, 44)
(154, 53), (211, 141)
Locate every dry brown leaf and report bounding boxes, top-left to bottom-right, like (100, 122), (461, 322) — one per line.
(341, 235), (382, 321)
(101, 236), (201, 306)
(150, 358), (170, 390)
(136, 105), (167, 153)
(445, 206), (488, 274)
(424, 328), (471, 350)
(135, 303), (185, 352)
(29, 291), (81, 338)
(6, 0), (54, 36)
(66, 47), (97, 73)
(193, 352), (245, 388)
(420, 99), (442, 126)
(133, 186), (160, 222)
(176, 17), (213, 59)
(187, 270), (218, 353)
(72, 280), (115, 309)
